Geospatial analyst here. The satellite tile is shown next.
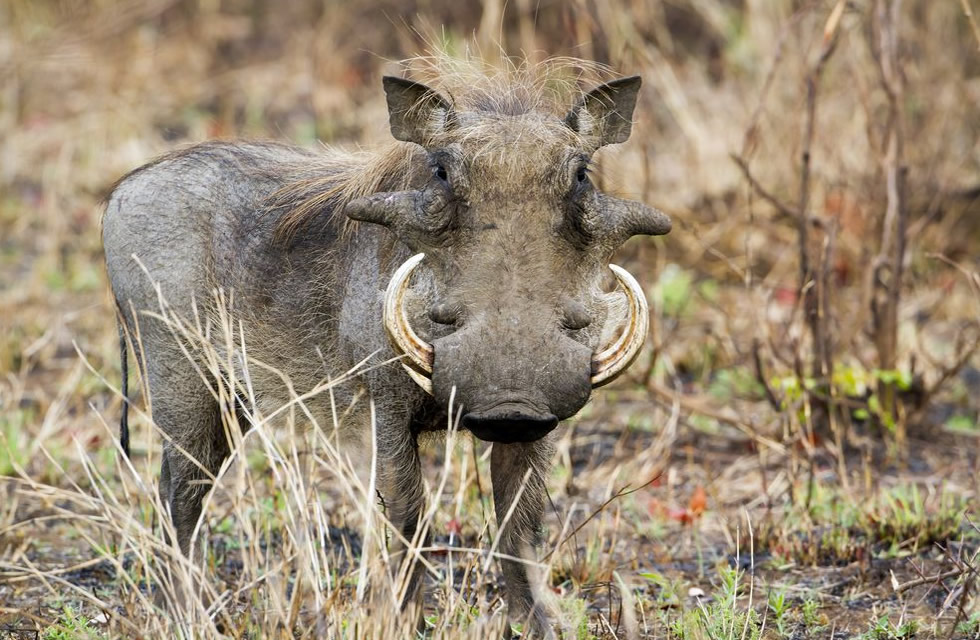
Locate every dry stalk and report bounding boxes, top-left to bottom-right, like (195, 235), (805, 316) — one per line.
(731, 154), (800, 220)
(869, 0), (908, 452)
(752, 338), (782, 413)
(733, 1), (845, 441)
(960, 0), (980, 51)
(738, 4), (813, 158)
(894, 566), (972, 595)
(893, 527), (980, 640)
(799, 0), (844, 389)
(542, 471), (663, 562)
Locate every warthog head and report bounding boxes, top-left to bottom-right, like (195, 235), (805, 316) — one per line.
(346, 75), (671, 444)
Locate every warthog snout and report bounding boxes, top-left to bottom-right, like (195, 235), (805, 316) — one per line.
(430, 320), (593, 441)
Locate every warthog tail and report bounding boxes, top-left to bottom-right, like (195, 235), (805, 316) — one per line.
(118, 321), (130, 459)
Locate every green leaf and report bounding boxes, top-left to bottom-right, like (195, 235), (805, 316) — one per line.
(945, 414), (978, 433)
(653, 264), (694, 317)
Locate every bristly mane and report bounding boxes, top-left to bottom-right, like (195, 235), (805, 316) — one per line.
(268, 144), (422, 247)
(269, 54), (614, 248)
(404, 53), (613, 116)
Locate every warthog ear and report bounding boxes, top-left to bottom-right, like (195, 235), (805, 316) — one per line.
(382, 76), (455, 145)
(565, 76), (642, 148)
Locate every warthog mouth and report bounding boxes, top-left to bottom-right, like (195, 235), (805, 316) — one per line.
(381, 253), (649, 398)
(461, 402), (559, 443)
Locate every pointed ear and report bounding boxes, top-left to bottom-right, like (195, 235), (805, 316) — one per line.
(565, 76), (642, 148)
(382, 76), (455, 145)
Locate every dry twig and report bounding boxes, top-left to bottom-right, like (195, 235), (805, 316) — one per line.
(869, 0), (909, 448)
(543, 472), (663, 561)
(894, 567), (970, 595)
(731, 154), (800, 220)
(960, 0), (980, 51)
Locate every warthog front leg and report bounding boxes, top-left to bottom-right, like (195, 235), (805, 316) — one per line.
(491, 436), (557, 638)
(375, 416), (426, 615)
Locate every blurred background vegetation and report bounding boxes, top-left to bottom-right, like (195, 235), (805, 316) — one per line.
(2, 0), (978, 455)
(1, 0), (980, 637)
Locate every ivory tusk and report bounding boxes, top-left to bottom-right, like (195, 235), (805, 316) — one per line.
(383, 253), (435, 393)
(590, 264), (649, 388)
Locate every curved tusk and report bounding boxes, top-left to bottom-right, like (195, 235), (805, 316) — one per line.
(401, 363), (433, 395)
(590, 264), (649, 388)
(383, 253), (434, 394)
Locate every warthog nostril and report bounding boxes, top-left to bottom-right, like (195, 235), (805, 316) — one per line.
(462, 410), (559, 444)
(429, 302), (460, 325)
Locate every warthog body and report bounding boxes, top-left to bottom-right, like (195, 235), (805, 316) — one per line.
(102, 66), (670, 634)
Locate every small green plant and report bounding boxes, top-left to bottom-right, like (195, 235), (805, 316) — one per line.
(0, 408), (33, 476)
(640, 570), (683, 608)
(773, 363), (915, 431)
(859, 614), (918, 639)
(945, 414), (979, 433)
(864, 484), (966, 552)
(668, 565), (760, 640)
(755, 482), (968, 567)
(708, 366), (765, 402)
(800, 597), (825, 632)
(557, 596), (595, 640)
(43, 605), (107, 640)
(767, 589), (791, 637)
(955, 611), (980, 637)
(763, 592), (826, 638)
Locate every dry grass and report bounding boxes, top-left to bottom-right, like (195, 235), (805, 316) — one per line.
(1, 0), (980, 638)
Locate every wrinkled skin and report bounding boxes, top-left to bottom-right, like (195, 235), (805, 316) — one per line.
(102, 73), (669, 636)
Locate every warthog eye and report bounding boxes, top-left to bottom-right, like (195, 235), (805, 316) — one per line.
(434, 163), (449, 183)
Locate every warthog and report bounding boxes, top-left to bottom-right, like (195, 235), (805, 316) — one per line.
(102, 67), (670, 634)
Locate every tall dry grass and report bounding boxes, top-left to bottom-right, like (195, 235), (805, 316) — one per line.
(0, 283), (671, 637)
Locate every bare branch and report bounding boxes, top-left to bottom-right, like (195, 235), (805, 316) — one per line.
(894, 567), (969, 594)
(648, 381), (787, 454)
(731, 153), (801, 220)
(543, 471), (663, 561)
(869, 0), (908, 445)
(960, 0), (980, 51)
(752, 338), (783, 412)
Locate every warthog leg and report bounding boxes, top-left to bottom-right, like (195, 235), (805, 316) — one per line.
(491, 435), (557, 638)
(375, 411), (427, 616)
(147, 359), (230, 609)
